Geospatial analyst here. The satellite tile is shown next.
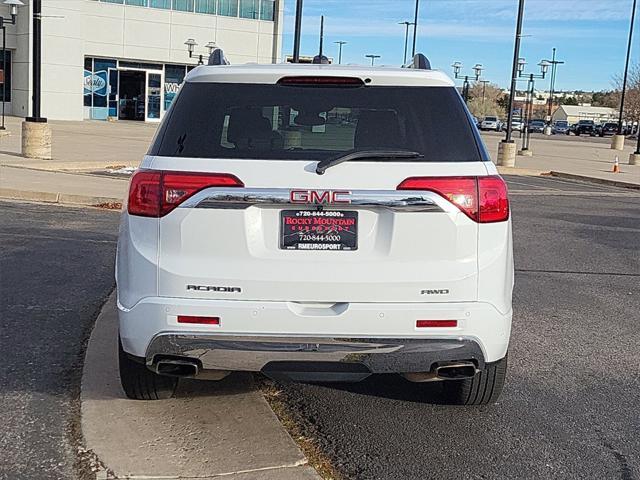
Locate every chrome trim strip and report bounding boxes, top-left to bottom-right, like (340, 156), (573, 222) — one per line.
(180, 187), (446, 212)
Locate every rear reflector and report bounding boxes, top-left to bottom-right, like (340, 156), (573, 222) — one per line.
(177, 315), (220, 325)
(416, 320), (458, 328)
(397, 176), (509, 223)
(128, 170), (244, 217)
(277, 76), (365, 86)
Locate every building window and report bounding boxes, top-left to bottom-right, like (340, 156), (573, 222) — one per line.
(149, 0), (170, 8)
(218, 0), (238, 16)
(125, 0), (147, 5)
(102, 0), (124, 3)
(172, 0), (194, 11)
(164, 64), (186, 111)
(195, 0), (215, 14)
(259, 0), (274, 20)
(83, 57), (93, 107)
(239, 0), (258, 18)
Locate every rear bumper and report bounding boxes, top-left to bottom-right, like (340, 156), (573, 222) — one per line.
(118, 296), (512, 369)
(145, 334), (486, 375)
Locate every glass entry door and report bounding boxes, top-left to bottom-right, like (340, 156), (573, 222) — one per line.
(145, 72), (162, 122)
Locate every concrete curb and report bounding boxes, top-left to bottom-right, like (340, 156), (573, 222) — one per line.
(0, 188), (123, 208)
(80, 293), (321, 480)
(496, 166), (548, 176)
(548, 172), (640, 190)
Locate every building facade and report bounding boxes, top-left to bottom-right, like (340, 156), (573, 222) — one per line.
(1, 0), (284, 122)
(552, 105), (617, 124)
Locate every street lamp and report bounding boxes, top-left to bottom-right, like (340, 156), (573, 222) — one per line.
(1, 0), (24, 131)
(613, 0), (637, 150)
(399, 21), (414, 65)
(366, 54), (381, 66)
(185, 38), (197, 57)
(543, 48), (564, 128)
(185, 38), (215, 65)
(205, 41), (217, 55)
(451, 61), (483, 102)
(292, 0), (303, 63)
(516, 58), (549, 155)
(334, 41), (346, 64)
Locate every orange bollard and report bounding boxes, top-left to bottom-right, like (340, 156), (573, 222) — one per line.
(612, 156), (620, 173)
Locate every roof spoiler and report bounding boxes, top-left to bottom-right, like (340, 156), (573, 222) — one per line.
(404, 53), (431, 70)
(208, 47), (230, 66)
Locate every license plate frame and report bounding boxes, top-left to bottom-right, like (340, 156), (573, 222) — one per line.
(280, 210), (358, 251)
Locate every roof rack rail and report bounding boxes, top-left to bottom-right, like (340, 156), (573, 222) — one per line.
(404, 53), (431, 70)
(208, 48), (230, 66)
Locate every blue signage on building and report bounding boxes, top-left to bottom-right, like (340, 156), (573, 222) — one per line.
(84, 70), (108, 97)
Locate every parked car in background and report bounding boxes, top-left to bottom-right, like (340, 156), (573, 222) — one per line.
(502, 119), (523, 132)
(598, 122), (618, 137)
(552, 120), (569, 135)
(528, 120), (546, 134)
(480, 116), (501, 131)
(573, 120), (596, 136)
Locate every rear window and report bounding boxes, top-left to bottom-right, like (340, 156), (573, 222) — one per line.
(484, 117), (498, 122)
(151, 83), (482, 162)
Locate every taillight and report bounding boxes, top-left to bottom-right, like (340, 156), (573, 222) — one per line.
(127, 170), (244, 217)
(478, 176), (510, 223)
(177, 315), (220, 325)
(397, 176), (509, 223)
(416, 320), (458, 328)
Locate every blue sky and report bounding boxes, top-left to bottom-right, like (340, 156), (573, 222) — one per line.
(281, 0), (639, 92)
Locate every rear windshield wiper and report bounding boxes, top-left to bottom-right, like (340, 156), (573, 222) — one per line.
(316, 150), (424, 175)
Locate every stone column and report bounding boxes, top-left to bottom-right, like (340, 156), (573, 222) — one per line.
(610, 134), (625, 151)
(629, 153), (639, 165)
(497, 141), (517, 167)
(21, 121), (52, 160)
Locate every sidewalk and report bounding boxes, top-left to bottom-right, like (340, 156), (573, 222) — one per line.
(481, 132), (639, 186)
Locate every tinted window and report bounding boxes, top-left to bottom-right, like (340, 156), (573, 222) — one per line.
(153, 83), (482, 162)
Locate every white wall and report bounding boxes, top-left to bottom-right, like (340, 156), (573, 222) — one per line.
(11, 0), (282, 121)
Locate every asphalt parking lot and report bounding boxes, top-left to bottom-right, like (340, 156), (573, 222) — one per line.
(0, 202), (120, 480)
(273, 176), (640, 480)
(1, 176), (638, 480)
(482, 129), (637, 146)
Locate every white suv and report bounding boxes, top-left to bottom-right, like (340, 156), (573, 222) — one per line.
(117, 60), (513, 405)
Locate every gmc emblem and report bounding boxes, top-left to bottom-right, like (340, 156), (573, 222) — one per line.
(290, 190), (351, 204)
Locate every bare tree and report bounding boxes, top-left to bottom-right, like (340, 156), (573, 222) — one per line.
(466, 82), (507, 118)
(612, 61), (640, 126)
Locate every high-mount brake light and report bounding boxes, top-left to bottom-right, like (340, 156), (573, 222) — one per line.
(128, 170), (244, 217)
(397, 176), (509, 223)
(277, 76), (365, 86)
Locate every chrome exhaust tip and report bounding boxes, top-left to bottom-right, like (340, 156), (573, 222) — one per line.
(154, 358), (200, 378)
(435, 362), (478, 380)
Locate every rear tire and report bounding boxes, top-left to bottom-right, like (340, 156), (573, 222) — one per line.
(118, 337), (178, 400)
(441, 356), (507, 405)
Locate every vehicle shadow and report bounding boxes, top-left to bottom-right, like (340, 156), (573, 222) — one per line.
(291, 373), (450, 405)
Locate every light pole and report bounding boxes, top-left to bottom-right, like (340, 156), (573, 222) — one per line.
(0, 0), (23, 132)
(613, 0), (637, 150)
(334, 41), (346, 64)
(411, 0), (420, 58)
(292, 0), (303, 63)
(479, 79), (490, 116)
(399, 21), (414, 65)
(21, 0), (51, 159)
(497, 0), (525, 167)
(544, 47), (564, 126)
(366, 54), (381, 66)
(516, 58), (550, 155)
(452, 62), (483, 103)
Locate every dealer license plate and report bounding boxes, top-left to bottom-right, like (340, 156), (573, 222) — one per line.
(280, 210), (358, 251)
